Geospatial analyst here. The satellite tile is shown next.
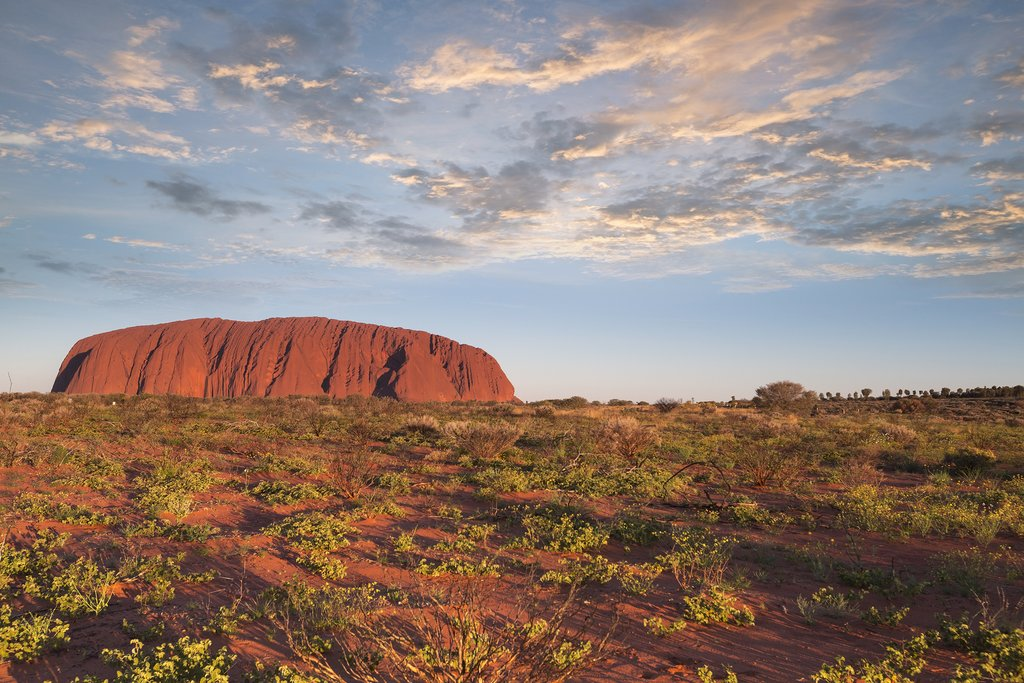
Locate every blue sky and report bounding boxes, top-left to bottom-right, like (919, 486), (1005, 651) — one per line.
(1, 0), (1022, 401)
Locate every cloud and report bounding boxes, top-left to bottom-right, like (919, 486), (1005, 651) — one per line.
(402, 0), (832, 93)
(38, 117), (191, 160)
(126, 17), (179, 48)
(106, 236), (179, 250)
(0, 130), (39, 146)
(299, 201), (361, 230)
(27, 253), (97, 275)
(146, 174), (272, 220)
(972, 155), (1024, 182)
(794, 191), (1024, 264)
(971, 111), (1024, 146)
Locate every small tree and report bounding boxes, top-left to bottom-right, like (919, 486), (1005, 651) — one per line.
(861, 388), (872, 399)
(653, 398), (680, 413)
(752, 381), (818, 413)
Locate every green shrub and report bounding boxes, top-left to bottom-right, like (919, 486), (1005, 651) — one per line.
(541, 555), (618, 586)
(944, 447), (997, 475)
(0, 604), (70, 662)
(415, 557), (502, 577)
(375, 472), (412, 495)
(940, 620), (1024, 682)
(696, 665), (739, 683)
(124, 519), (220, 542)
(657, 527), (735, 591)
(617, 562), (663, 596)
(812, 633), (930, 682)
(244, 661), (323, 683)
(644, 616), (686, 637)
(46, 557), (117, 617)
(681, 588), (754, 626)
(515, 508), (609, 553)
(263, 513), (357, 551)
(135, 462), (214, 519)
(99, 636), (236, 682)
(13, 493), (116, 526)
(609, 511), (668, 547)
(296, 550), (347, 581)
(249, 480), (328, 505)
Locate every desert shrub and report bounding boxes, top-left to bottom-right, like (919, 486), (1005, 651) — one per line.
(730, 435), (806, 487)
(42, 557), (117, 617)
(263, 513), (357, 552)
(245, 661), (323, 683)
(515, 508), (609, 553)
(328, 449), (379, 499)
(681, 588), (754, 626)
(657, 527), (735, 591)
(729, 502), (793, 530)
(205, 602), (249, 636)
(375, 471), (412, 495)
(812, 633), (930, 683)
(617, 562), (663, 596)
(654, 398), (680, 413)
(0, 604), (70, 662)
(13, 493), (116, 526)
(794, 587), (860, 624)
(415, 557), (502, 578)
(135, 461), (214, 519)
(124, 519), (220, 543)
(435, 524), (497, 553)
(696, 665), (738, 683)
(877, 450), (926, 473)
(541, 555), (618, 586)
(472, 465), (536, 495)
(335, 580), (610, 683)
(297, 550), (348, 581)
(254, 580), (385, 658)
(0, 530), (67, 592)
(878, 424), (918, 447)
(944, 446), (998, 475)
(862, 606), (910, 627)
(597, 416), (659, 464)
(250, 480), (328, 506)
(402, 415), (441, 434)
(444, 420), (523, 460)
(753, 381), (818, 413)
(609, 510), (668, 546)
(99, 636), (236, 682)
(940, 619), (1024, 682)
(644, 616), (687, 637)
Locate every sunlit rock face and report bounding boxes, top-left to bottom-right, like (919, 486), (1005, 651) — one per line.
(52, 317), (516, 402)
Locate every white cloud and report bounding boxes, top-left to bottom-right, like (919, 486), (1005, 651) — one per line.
(106, 236), (178, 250)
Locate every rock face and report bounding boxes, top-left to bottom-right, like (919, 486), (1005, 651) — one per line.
(52, 317), (516, 402)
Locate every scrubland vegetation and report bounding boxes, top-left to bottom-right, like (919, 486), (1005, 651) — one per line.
(0, 388), (1023, 681)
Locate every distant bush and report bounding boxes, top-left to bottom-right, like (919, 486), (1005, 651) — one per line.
(753, 381), (818, 413)
(654, 398), (681, 413)
(597, 417), (659, 464)
(943, 447), (997, 475)
(444, 420), (523, 460)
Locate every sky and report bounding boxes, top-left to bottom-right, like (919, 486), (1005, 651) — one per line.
(0, 0), (1022, 402)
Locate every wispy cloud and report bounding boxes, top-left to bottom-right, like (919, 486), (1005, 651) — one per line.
(146, 174), (272, 220)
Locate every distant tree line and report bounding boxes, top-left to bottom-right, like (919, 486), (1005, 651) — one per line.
(818, 385), (1024, 401)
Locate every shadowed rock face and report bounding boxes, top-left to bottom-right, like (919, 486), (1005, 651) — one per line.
(51, 317), (516, 402)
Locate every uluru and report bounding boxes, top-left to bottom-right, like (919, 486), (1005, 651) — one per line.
(51, 317), (516, 402)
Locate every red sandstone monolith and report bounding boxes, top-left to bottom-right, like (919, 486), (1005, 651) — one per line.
(52, 317), (516, 402)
